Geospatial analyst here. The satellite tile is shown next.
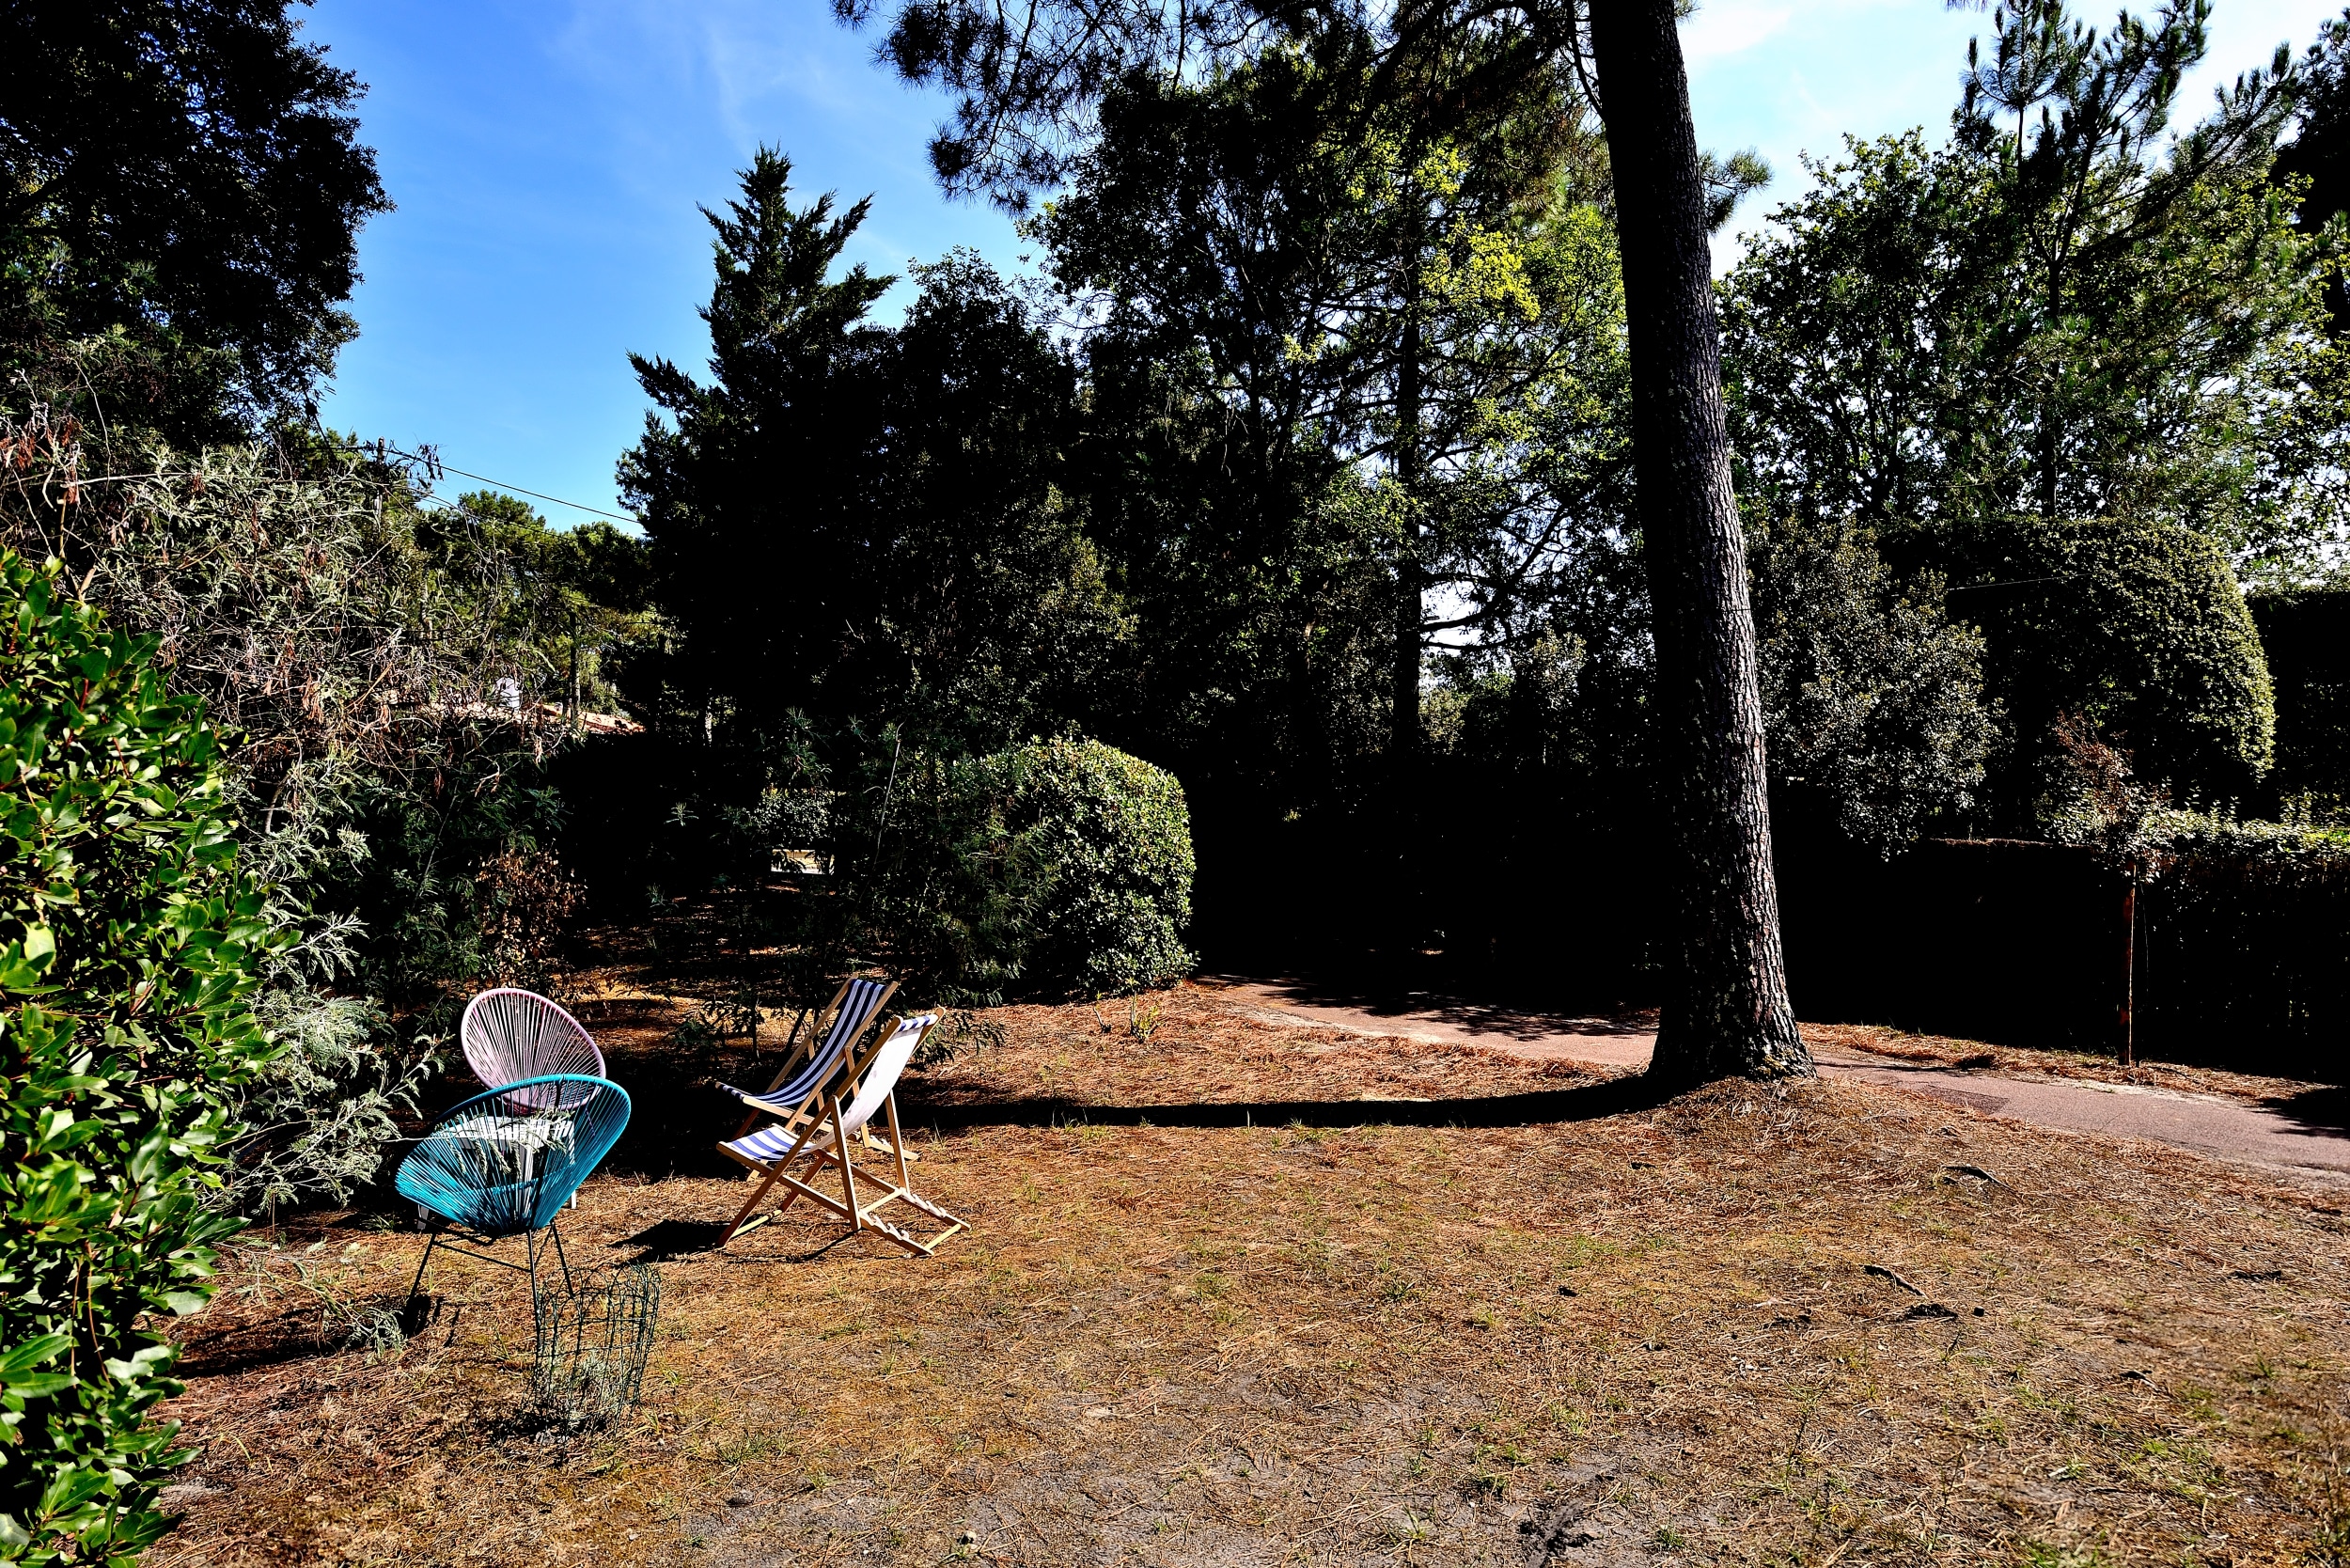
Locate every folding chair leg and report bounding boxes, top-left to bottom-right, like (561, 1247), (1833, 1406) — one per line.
(885, 1093), (913, 1193)
(833, 1097), (862, 1232)
(722, 1165), (788, 1245)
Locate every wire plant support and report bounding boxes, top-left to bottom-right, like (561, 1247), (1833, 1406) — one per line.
(533, 1263), (663, 1426)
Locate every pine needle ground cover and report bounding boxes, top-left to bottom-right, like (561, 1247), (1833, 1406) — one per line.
(151, 988), (2349, 1567)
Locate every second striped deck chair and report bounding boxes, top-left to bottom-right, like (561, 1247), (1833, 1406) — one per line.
(716, 1012), (966, 1256)
(716, 976), (898, 1143)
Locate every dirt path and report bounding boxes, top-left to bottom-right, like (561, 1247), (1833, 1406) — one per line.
(1211, 977), (2350, 1184)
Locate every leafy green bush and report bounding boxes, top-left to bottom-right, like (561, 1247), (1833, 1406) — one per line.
(1907, 515), (2276, 815)
(1748, 515), (1994, 846)
(833, 737), (1194, 1003)
(0, 552), (277, 1560)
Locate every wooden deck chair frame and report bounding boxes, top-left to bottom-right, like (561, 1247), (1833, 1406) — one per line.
(717, 1012), (966, 1257)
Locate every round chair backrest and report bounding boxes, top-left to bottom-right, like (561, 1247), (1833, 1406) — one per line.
(463, 988), (604, 1107)
(397, 1074), (634, 1237)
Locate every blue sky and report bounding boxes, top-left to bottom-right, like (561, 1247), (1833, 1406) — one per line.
(307, 0), (2342, 526)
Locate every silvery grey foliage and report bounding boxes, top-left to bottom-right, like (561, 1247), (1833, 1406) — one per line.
(1, 383), (556, 1210)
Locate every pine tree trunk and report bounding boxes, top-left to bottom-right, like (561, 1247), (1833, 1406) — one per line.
(1587, 0), (1810, 1084)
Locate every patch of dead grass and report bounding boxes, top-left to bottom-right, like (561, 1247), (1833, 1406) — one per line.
(1804, 1021), (2332, 1107)
(154, 992), (2350, 1567)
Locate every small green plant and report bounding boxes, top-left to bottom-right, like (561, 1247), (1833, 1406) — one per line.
(916, 1009), (1007, 1068)
(1128, 998), (1164, 1041)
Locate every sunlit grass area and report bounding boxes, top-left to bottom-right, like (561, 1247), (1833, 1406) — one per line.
(157, 989), (2348, 1566)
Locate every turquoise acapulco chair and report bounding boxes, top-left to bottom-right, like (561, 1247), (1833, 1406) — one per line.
(398, 1074), (632, 1307)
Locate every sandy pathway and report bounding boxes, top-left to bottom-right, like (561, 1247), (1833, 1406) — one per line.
(1212, 977), (2350, 1184)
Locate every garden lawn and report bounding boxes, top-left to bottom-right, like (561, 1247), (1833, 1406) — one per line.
(154, 993), (2349, 1567)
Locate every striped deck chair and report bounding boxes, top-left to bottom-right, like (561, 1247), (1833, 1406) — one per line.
(715, 976), (898, 1143)
(716, 1012), (966, 1256)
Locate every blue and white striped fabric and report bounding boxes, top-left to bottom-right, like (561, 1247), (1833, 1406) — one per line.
(720, 1013), (937, 1168)
(717, 977), (894, 1116)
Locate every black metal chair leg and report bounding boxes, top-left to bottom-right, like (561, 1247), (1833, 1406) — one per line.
(401, 1231), (443, 1334)
(548, 1222), (574, 1294)
(406, 1231), (440, 1304)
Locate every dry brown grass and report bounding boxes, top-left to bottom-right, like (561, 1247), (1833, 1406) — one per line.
(918, 983), (1602, 1109)
(149, 981), (2350, 1568)
(1803, 1022), (2331, 1107)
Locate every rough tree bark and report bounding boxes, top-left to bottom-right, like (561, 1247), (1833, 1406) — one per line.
(1586, 0), (1810, 1083)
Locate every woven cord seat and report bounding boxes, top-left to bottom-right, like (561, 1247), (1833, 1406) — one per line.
(398, 1074), (632, 1306)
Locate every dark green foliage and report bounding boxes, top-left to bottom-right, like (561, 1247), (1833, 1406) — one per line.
(2135, 814), (2350, 1065)
(423, 491), (659, 724)
(1723, 3), (2341, 573)
(2275, 8), (2350, 329)
(1919, 515), (2274, 813)
(0, 402), (637, 1213)
(827, 738), (1194, 1003)
(1720, 1), (2329, 828)
(1404, 516), (1994, 997)
(857, 253), (1130, 749)
(0, 0), (390, 434)
(620, 149), (893, 737)
(1778, 823), (2350, 1069)
(2248, 588), (2350, 814)
(621, 154), (1122, 753)
(1748, 516), (1993, 847)
(0, 552), (276, 1560)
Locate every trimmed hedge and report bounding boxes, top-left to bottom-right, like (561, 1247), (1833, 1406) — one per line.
(836, 737), (1194, 1003)
(1779, 811), (2350, 1071)
(1910, 515), (2275, 807)
(2132, 813), (2350, 1060)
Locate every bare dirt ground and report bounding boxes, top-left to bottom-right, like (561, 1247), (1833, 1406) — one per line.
(150, 940), (2350, 1568)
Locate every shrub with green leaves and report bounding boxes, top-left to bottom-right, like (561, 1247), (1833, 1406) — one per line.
(833, 737), (1194, 1003)
(0, 553), (277, 1560)
(1898, 515), (2277, 819)
(1003, 739), (1195, 996)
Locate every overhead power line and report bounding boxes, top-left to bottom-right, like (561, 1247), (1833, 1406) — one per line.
(395, 450), (639, 526)
(329, 433), (639, 525)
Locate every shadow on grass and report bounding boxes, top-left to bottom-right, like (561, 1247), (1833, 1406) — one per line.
(615, 1218), (731, 1260)
(612, 1217), (875, 1265)
(901, 1071), (1671, 1133)
(1206, 973), (1657, 1042)
(175, 1309), (337, 1378)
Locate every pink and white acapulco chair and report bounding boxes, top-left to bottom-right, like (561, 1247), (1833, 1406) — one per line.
(462, 988), (607, 1104)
